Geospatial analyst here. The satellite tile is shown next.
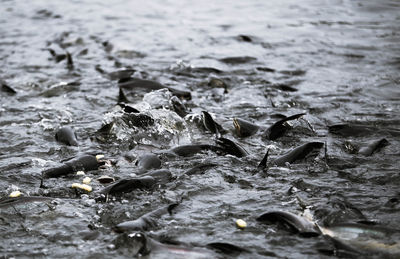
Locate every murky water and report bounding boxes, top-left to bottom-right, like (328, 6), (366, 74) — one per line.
(1, 0), (400, 258)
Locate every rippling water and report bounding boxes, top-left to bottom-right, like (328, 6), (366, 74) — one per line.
(1, 0), (400, 258)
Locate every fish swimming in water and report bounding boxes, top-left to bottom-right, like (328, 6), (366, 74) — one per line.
(272, 142), (324, 166)
(257, 210), (320, 237)
(118, 77), (191, 100)
(42, 154), (100, 178)
(114, 203), (178, 232)
(265, 113), (306, 140)
(233, 118), (260, 137)
(55, 126), (78, 146)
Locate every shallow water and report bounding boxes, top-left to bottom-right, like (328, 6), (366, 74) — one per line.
(1, 0), (400, 258)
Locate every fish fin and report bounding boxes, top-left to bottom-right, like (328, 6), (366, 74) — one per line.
(258, 148), (269, 168)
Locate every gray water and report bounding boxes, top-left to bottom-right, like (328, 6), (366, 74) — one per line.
(1, 0), (400, 258)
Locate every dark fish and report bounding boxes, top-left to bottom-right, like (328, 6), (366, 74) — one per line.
(100, 176), (156, 195)
(42, 154), (99, 178)
(320, 198), (367, 226)
(169, 144), (222, 157)
(118, 77), (191, 100)
(202, 111), (218, 135)
(136, 153), (161, 173)
(256, 67), (276, 73)
(41, 81), (80, 97)
(46, 48), (67, 62)
(189, 67), (223, 74)
(0, 196), (54, 209)
(319, 223), (400, 256)
(114, 203), (178, 232)
(279, 70), (306, 76)
(66, 51), (73, 69)
(141, 169), (172, 184)
(55, 126), (78, 146)
(118, 103), (140, 113)
(108, 70), (136, 80)
(257, 211), (320, 237)
(201, 111), (225, 136)
(216, 137), (248, 158)
(272, 83), (298, 92)
(206, 242), (250, 255)
(265, 113), (306, 140)
(95, 65), (136, 80)
(273, 142), (324, 166)
(102, 41), (113, 52)
(114, 232), (219, 258)
(80, 230), (100, 241)
(319, 235), (364, 257)
(95, 123), (114, 142)
(1, 79), (17, 94)
(328, 124), (380, 137)
(358, 138), (389, 156)
(237, 34), (252, 42)
(169, 96), (188, 117)
(208, 78), (228, 90)
(233, 118), (259, 137)
(219, 56), (257, 65)
(184, 162), (218, 176)
(258, 148), (270, 169)
(118, 87), (130, 103)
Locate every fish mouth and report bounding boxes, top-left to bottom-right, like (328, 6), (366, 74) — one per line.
(233, 118), (241, 133)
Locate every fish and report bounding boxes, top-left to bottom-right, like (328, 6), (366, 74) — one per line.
(233, 118), (259, 137)
(236, 34), (252, 42)
(258, 148), (269, 169)
(201, 111), (225, 136)
(273, 142), (324, 166)
(319, 223), (400, 257)
(55, 126), (78, 146)
(66, 51), (73, 69)
(118, 77), (191, 100)
(358, 138), (389, 156)
(0, 196), (54, 209)
(1, 79), (17, 94)
(140, 169), (172, 184)
(169, 144), (222, 157)
(265, 113), (306, 140)
(206, 242), (250, 256)
(118, 87), (130, 104)
(169, 96), (189, 118)
(42, 154), (100, 178)
(100, 176), (156, 195)
(271, 83), (298, 92)
(257, 211), (320, 237)
(219, 56), (257, 64)
(328, 123), (400, 137)
(117, 102), (140, 113)
(184, 162), (218, 176)
(135, 153), (161, 173)
(114, 232), (221, 258)
(95, 65), (136, 80)
(114, 203), (178, 232)
(216, 137), (248, 158)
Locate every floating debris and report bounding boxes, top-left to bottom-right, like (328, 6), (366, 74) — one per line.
(96, 154), (105, 161)
(82, 177), (91, 184)
(71, 183), (92, 192)
(76, 171), (85, 176)
(9, 191), (22, 198)
(236, 219), (247, 229)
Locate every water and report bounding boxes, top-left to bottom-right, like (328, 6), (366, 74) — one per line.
(1, 0), (399, 258)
